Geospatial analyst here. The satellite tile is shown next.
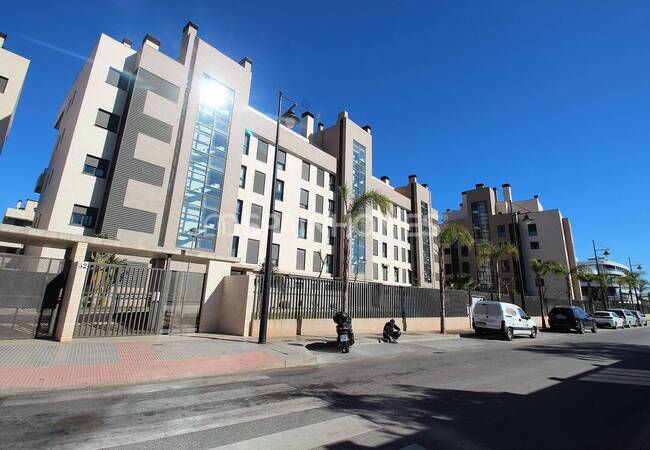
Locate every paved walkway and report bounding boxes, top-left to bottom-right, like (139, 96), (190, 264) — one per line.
(0, 332), (460, 393)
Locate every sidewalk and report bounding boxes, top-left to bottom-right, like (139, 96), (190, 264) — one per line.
(0, 332), (460, 394)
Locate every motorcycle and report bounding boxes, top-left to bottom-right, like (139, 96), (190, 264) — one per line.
(333, 311), (355, 353)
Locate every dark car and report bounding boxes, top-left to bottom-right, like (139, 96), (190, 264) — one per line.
(549, 306), (597, 334)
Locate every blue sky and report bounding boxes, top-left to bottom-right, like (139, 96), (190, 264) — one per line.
(1, 0), (648, 271)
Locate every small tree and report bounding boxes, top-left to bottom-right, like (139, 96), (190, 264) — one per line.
(530, 259), (558, 329)
(476, 242), (518, 301)
(576, 265), (599, 313)
(338, 185), (390, 312)
(437, 224), (474, 333)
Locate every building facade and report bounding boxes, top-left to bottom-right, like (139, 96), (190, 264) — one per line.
(32, 23), (439, 287)
(577, 258), (638, 305)
(0, 199), (37, 253)
(442, 183), (581, 300)
(0, 32), (30, 155)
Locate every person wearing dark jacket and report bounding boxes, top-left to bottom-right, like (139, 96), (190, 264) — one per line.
(381, 319), (401, 343)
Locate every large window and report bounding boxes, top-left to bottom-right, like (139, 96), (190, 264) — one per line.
(257, 140), (268, 162)
(316, 194), (324, 214)
(272, 210), (282, 233)
(253, 170), (266, 195)
(302, 161), (310, 181)
(82, 155), (109, 178)
(250, 204), (263, 228)
(246, 239), (260, 264)
(314, 222), (323, 243)
(299, 189), (309, 209)
(317, 168), (325, 187)
(528, 223), (538, 236)
(276, 149), (286, 170)
(70, 205), (97, 228)
(176, 77), (235, 251)
(298, 218), (307, 239)
(296, 248), (306, 270)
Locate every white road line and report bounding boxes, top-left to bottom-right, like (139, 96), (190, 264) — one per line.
(211, 415), (380, 450)
(32, 397), (328, 449)
(1, 374), (270, 407)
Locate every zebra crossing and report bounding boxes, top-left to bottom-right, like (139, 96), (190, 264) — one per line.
(0, 374), (403, 449)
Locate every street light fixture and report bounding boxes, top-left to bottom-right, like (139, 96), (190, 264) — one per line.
(509, 204), (534, 313)
(258, 91), (300, 345)
(592, 240), (610, 308)
(628, 257), (644, 313)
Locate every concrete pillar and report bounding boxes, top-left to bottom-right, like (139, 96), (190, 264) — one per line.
(198, 259), (232, 333)
(54, 242), (88, 342)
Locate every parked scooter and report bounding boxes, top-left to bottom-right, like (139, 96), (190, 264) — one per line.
(333, 311), (355, 353)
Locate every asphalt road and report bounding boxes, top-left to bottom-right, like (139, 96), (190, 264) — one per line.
(2, 326), (650, 450)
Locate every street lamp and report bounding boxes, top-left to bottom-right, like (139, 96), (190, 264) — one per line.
(628, 258), (644, 313)
(592, 240), (610, 308)
(258, 91), (300, 344)
(509, 203), (533, 312)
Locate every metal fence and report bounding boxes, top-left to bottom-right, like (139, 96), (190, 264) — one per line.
(0, 253), (69, 339)
(74, 263), (204, 338)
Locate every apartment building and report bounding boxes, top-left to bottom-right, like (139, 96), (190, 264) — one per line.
(442, 183), (581, 300)
(577, 258), (638, 305)
(0, 32), (30, 155)
(0, 199), (37, 253)
(32, 22), (439, 287)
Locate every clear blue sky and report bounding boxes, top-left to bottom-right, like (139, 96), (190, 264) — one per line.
(1, 1), (648, 271)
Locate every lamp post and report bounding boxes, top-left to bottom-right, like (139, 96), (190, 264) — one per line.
(258, 91), (300, 345)
(628, 258), (643, 313)
(592, 240), (610, 309)
(509, 203), (532, 312)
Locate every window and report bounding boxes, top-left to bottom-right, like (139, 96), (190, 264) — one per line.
(402, 248), (406, 262)
(326, 254), (333, 274)
(298, 218), (307, 239)
(314, 222), (323, 243)
(382, 243), (388, 258)
(382, 265), (388, 281)
(393, 225), (398, 239)
(246, 239), (260, 264)
(373, 263), (379, 280)
(329, 174), (336, 192)
(497, 224), (506, 238)
(276, 149), (286, 170)
(70, 205), (97, 228)
(401, 228), (406, 242)
(394, 246), (399, 261)
(373, 239), (379, 256)
(382, 220), (387, 236)
(317, 168), (325, 187)
(400, 208), (406, 222)
(530, 241), (540, 250)
(95, 109), (120, 132)
(462, 261), (470, 273)
(82, 155), (109, 178)
(239, 166), (247, 188)
(328, 226), (335, 245)
(250, 204), (263, 228)
(402, 269), (407, 283)
(392, 204), (398, 218)
(256, 140), (268, 162)
(253, 170), (266, 195)
(235, 200), (243, 224)
(316, 194), (324, 214)
(313, 251), (323, 273)
(394, 268), (400, 282)
(275, 179), (284, 201)
(528, 223), (538, 237)
(461, 246), (469, 257)
(272, 210), (282, 233)
(373, 217), (378, 233)
(328, 200), (335, 218)
(302, 161), (310, 181)
(243, 132), (250, 155)
(299, 189), (309, 209)
(269, 243), (280, 268)
(106, 67), (129, 90)
(408, 250), (412, 263)
(0, 76), (8, 94)
(231, 236), (239, 257)
(296, 248), (306, 270)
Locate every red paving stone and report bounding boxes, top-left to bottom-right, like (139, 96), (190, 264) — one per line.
(0, 342), (281, 390)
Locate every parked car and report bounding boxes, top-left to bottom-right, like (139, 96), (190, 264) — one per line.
(548, 306), (597, 333)
(593, 311), (624, 329)
(472, 301), (537, 341)
(632, 310), (647, 327)
(607, 309), (633, 327)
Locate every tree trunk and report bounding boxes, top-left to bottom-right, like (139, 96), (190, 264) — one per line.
(439, 252), (446, 334)
(341, 223), (350, 312)
(537, 275), (547, 329)
(495, 258), (501, 302)
(566, 275), (573, 307)
(587, 281), (594, 314)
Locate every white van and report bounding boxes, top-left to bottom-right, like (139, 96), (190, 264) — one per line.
(472, 301), (537, 341)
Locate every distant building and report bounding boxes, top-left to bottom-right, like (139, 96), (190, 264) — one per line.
(442, 183), (581, 301)
(0, 199), (37, 253)
(0, 32), (30, 155)
(577, 258), (638, 306)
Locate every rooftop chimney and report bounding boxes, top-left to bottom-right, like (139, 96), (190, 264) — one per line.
(122, 38), (132, 48)
(183, 21), (199, 35)
(317, 122), (325, 132)
(143, 34), (160, 51)
(239, 56), (252, 71)
(0, 32), (6, 48)
(16, 200), (22, 209)
(534, 195), (539, 199)
(380, 176), (390, 185)
(422, 183), (429, 189)
(502, 183), (512, 203)
(300, 111), (314, 138)
(475, 183), (485, 189)
(362, 125), (372, 134)
(408, 174), (417, 183)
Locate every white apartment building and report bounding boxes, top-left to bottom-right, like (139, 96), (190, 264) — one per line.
(0, 32), (30, 155)
(0, 199), (37, 253)
(32, 22), (439, 287)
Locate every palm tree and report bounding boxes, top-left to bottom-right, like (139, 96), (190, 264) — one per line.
(476, 242), (518, 301)
(437, 224), (474, 333)
(620, 270), (644, 311)
(639, 279), (648, 313)
(530, 259), (558, 329)
(338, 185), (390, 312)
(576, 265), (599, 313)
(545, 261), (578, 307)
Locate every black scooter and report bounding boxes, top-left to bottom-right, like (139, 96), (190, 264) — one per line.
(333, 311), (355, 353)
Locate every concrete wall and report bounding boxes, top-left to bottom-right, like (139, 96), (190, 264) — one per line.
(0, 36), (30, 154)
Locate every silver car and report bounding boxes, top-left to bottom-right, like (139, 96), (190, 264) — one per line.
(632, 310), (647, 327)
(624, 309), (640, 327)
(608, 309), (634, 327)
(594, 311), (624, 329)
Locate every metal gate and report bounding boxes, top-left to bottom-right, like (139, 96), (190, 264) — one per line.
(73, 263), (205, 338)
(0, 253), (69, 339)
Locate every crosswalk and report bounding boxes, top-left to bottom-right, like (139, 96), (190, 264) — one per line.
(0, 374), (403, 449)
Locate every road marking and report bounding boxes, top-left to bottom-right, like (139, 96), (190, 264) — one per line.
(210, 415), (380, 450)
(1, 374), (270, 406)
(26, 397), (328, 449)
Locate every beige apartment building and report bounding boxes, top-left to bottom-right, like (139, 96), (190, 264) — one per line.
(0, 199), (37, 253)
(442, 183), (581, 300)
(32, 22), (439, 287)
(0, 32), (30, 155)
